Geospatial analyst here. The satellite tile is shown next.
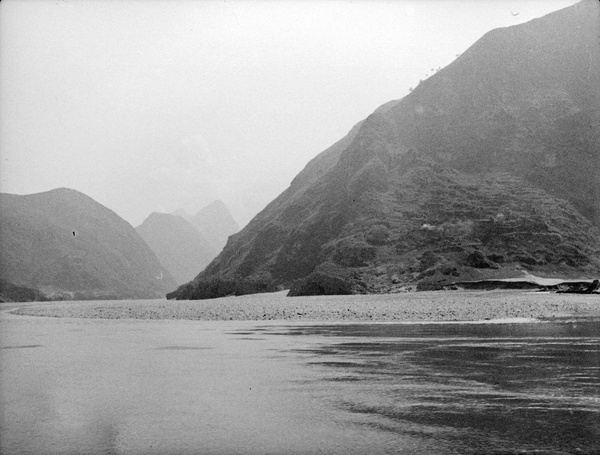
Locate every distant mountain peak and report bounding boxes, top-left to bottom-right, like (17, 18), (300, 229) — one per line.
(171, 208), (192, 220)
(136, 212), (217, 285)
(203, 199), (227, 209)
(194, 200), (238, 223)
(190, 200), (240, 253)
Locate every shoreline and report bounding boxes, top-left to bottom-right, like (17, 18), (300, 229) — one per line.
(4, 290), (599, 322)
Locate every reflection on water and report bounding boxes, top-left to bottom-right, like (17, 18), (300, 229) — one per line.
(260, 319), (600, 454)
(1, 311), (599, 455)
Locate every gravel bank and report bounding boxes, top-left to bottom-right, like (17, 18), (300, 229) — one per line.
(5, 290), (599, 322)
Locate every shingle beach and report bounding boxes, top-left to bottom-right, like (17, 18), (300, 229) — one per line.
(5, 290), (599, 322)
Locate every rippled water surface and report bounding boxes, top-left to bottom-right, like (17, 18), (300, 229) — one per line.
(1, 309), (599, 454)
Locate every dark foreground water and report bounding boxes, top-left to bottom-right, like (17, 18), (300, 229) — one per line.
(1, 310), (599, 455)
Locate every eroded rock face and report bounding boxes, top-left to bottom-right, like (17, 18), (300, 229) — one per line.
(166, 273), (277, 300)
(288, 262), (367, 297)
(555, 279), (600, 294)
(464, 251), (498, 269)
(169, 1), (600, 300)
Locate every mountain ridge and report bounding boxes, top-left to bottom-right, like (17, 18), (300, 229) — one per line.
(168, 1), (600, 300)
(0, 187), (177, 300)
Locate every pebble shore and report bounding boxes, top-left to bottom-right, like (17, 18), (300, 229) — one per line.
(5, 290), (599, 322)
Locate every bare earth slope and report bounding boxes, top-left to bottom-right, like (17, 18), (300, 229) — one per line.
(169, 1), (600, 300)
(0, 188), (176, 300)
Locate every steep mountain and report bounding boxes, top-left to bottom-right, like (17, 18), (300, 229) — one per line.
(190, 200), (240, 253)
(172, 208), (192, 221)
(136, 213), (217, 285)
(169, 1), (600, 299)
(0, 188), (177, 300)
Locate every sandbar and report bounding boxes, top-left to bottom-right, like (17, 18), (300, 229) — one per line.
(4, 290), (599, 322)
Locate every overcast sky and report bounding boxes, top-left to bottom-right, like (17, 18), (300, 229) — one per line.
(0, 0), (578, 227)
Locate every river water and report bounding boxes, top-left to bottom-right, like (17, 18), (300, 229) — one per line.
(1, 310), (598, 454)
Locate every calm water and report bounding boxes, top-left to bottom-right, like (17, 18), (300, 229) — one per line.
(1, 308), (599, 455)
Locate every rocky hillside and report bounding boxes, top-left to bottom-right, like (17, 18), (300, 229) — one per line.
(0, 188), (177, 300)
(136, 213), (217, 285)
(168, 0), (600, 299)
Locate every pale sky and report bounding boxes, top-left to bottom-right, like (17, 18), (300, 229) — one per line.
(0, 0), (579, 227)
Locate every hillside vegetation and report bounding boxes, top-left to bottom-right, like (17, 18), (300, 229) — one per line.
(0, 188), (176, 300)
(169, 1), (600, 300)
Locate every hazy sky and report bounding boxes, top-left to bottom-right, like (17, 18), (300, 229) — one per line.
(0, 0), (579, 227)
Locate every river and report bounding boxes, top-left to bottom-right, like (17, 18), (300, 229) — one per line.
(1, 308), (598, 454)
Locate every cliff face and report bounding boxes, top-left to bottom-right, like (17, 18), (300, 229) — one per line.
(136, 212), (217, 285)
(0, 188), (177, 300)
(169, 1), (600, 299)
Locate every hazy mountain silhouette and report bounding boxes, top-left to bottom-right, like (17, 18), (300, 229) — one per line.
(169, 1), (600, 299)
(189, 200), (240, 253)
(0, 188), (177, 300)
(136, 213), (217, 285)
(172, 208), (192, 221)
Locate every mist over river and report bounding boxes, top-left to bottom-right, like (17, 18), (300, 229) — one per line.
(1, 299), (599, 454)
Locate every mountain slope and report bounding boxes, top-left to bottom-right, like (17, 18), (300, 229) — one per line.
(0, 188), (177, 300)
(169, 0), (600, 299)
(136, 213), (217, 285)
(190, 200), (240, 253)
